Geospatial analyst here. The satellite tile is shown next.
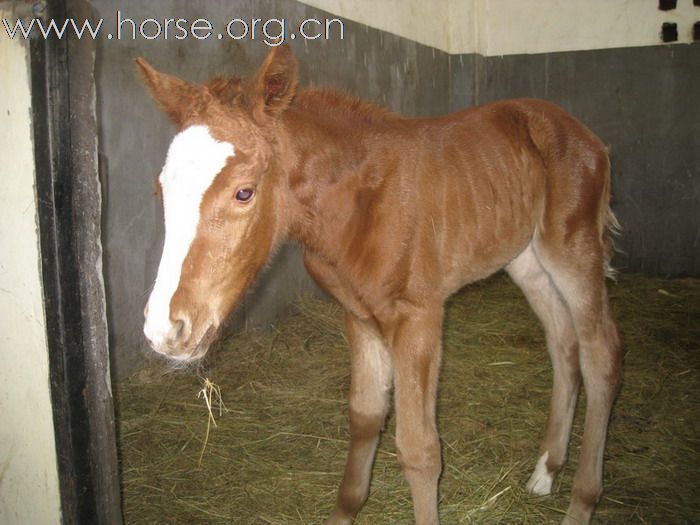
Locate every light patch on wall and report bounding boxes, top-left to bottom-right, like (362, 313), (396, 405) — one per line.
(476, 0), (697, 55)
(0, 12), (62, 525)
(301, 0), (698, 55)
(299, 0), (453, 53)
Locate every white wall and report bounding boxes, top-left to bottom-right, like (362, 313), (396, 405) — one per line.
(302, 0), (698, 55)
(468, 0), (698, 55)
(0, 12), (62, 525)
(300, 0), (453, 51)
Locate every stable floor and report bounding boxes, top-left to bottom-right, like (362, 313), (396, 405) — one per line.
(116, 273), (700, 524)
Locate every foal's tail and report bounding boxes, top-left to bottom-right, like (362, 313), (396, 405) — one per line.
(603, 206), (621, 279)
(600, 156), (621, 280)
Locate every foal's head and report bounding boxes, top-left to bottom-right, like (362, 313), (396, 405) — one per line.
(140, 47), (298, 361)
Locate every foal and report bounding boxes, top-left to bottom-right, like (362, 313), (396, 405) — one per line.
(140, 46), (621, 525)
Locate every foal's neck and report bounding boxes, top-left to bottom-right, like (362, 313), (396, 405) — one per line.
(279, 89), (401, 249)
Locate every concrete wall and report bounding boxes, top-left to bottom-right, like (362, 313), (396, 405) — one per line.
(0, 15), (62, 525)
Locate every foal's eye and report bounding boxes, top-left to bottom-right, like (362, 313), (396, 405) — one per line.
(234, 188), (255, 203)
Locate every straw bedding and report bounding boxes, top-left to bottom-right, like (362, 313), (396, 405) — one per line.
(116, 273), (700, 524)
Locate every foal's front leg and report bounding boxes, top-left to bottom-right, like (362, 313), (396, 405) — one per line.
(392, 306), (443, 525)
(325, 313), (393, 525)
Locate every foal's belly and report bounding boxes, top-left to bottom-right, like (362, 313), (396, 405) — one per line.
(416, 129), (546, 297)
(435, 175), (543, 295)
(456, 234), (532, 290)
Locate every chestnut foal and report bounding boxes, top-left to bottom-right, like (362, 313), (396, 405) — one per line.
(140, 46), (621, 525)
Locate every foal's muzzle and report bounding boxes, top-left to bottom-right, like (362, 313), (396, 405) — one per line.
(143, 308), (201, 361)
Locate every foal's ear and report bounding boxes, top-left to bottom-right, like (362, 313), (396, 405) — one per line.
(135, 58), (200, 126)
(252, 45), (298, 119)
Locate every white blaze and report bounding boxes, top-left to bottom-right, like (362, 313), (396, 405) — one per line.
(144, 125), (235, 349)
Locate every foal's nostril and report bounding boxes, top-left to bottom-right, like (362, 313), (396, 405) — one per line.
(169, 315), (191, 346)
(173, 318), (185, 339)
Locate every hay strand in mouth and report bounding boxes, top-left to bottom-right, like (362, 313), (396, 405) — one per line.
(196, 377), (228, 468)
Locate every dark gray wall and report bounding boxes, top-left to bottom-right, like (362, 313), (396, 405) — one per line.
(450, 45), (700, 276)
(93, 0), (450, 378)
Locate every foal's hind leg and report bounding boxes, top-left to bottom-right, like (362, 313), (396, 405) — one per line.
(506, 245), (581, 496)
(533, 235), (621, 525)
(325, 313), (393, 525)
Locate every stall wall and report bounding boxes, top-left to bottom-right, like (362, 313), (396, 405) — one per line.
(0, 17), (62, 525)
(98, 0), (699, 377)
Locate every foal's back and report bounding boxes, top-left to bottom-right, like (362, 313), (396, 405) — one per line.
(363, 98), (611, 300)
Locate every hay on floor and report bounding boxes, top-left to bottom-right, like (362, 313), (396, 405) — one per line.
(116, 273), (700, 524)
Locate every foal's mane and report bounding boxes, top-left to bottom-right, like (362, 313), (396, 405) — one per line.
(293, 88), (403, 126)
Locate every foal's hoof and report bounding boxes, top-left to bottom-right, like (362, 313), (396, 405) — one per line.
(526, 452), (554, 496)
(560, 518), (587, 525)
(560, 492), (598, 525)
(324, 509), (354, 525)
(560, 509), (592, 525)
